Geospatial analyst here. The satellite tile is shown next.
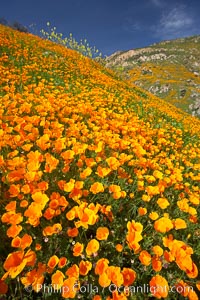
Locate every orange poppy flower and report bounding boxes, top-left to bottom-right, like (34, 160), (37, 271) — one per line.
(20, 234), (33, 250)
(61, 150), (75, 160)
(11, 236), (21, 248)
(58, 196), (69, 208)
(122, 268), (136, 286)
(109, 290), (128, 300)
(138, 207), (147, 216)
(98, 272), (111, 288)
(115, 244), (123, 252)
(44, 153), (59, 173)
(24, 203), (43, 226)
(62, 277), (79, 299)
(126, 220), (143, 252)
(9, 213), (23, 225)
(106, 157), (120, 170)
(67, 227), (79, 237)
(113, 191), (122, 199)
(1, 212), (13, 224)
(52, 223), (62, 234)
(37, 181), (49, 191)
(80, 167), (92, 179)
(8, 184), (20, 197)
(149, 212), (159, 220)
(75, 181), (84, 189)
(57, 180), (66, 191)
(174, 280), (190, 297)
(43, 207), (55, 220)
(156, 198), (170, 209)
(186, 262), (198, 278)
(149, 275), (169, 298)
(154, 217), (173, 233)
(152, 256), (162, 272)
(79, 260), (92, 275)
(163, 250), (175, 263)
(58, 257), (67, 268)
(196, 281), (200, 291)
(96, 165), (111, 177)
(92, 295), (102, 300)
(21, 184), (31, 194)
(82, 189), (89, 197)
(121, 191), (127, 198)
(51, 270), (65, 289)
(66, 207), (77, 221)
(95, 258), (109, 275)
(139, 250), (151, 266)
(188, 207), (197, 216)
(137, 180), (144, 191)
(7, 224), (22, 238)
(5, 201), (16, 212)
(153, 170), (163, 179)
(21, 262), (46, 292)
(106, 266), (124, 287)
(3, 250), (36, 279)
(21, 143), (33, 152)
(36, 134), (50, 150)
(109, 184), (121, 193)
(86, 239), (99, 256)
(73, 242), (84, 257)
(152, 245), (163, 256)
(20, 200), (29, 208)
(49, 199), (59, 209)
(96, 227), (109, 240)
(187, 290), (199, 300)
(189, 215), (198, 223)
(47, 255), (59, 269)
(145, 175), (156, 184)
(32, 191), (49, 206)
(90, 182), (104, 194)
(35, 243), (42, 251)
(64, 179), (75, 192)
(189, 194), (199, 205)
(69, 188), (83, 201)
(54, 138), (66, 153)
(162, 234), (174, 248)
(75, 207), (98, 229)
(142, 194), (151, 202)
(65, 264), (79, 279)
(173, 218), (187, 230)
(145, 185), (160, 196)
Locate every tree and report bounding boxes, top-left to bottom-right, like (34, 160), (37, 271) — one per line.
(12, 21), (28, 33)
(0, 17), (8, 26)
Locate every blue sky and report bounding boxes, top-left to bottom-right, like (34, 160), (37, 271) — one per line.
(1, 0), (200, 55)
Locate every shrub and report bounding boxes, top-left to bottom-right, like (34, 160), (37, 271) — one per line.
(40, 22), (104, 61)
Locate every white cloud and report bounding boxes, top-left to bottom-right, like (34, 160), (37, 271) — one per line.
(151, 0), (164, 7)
(153, 5), (195, 38)
(161, 7), (193, 31)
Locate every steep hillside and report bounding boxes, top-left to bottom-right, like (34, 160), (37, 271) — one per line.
(106, 36), (200, 117)
(0, 25), (200, 299)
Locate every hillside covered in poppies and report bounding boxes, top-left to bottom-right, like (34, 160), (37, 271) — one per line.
(106, 35), (200, 118)
(0, 25), (200, 299)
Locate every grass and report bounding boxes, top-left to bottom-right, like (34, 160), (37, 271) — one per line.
(0, 25), (200, 300)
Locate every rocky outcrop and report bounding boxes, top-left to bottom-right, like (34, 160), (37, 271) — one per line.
(189, 99), (200, 116)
